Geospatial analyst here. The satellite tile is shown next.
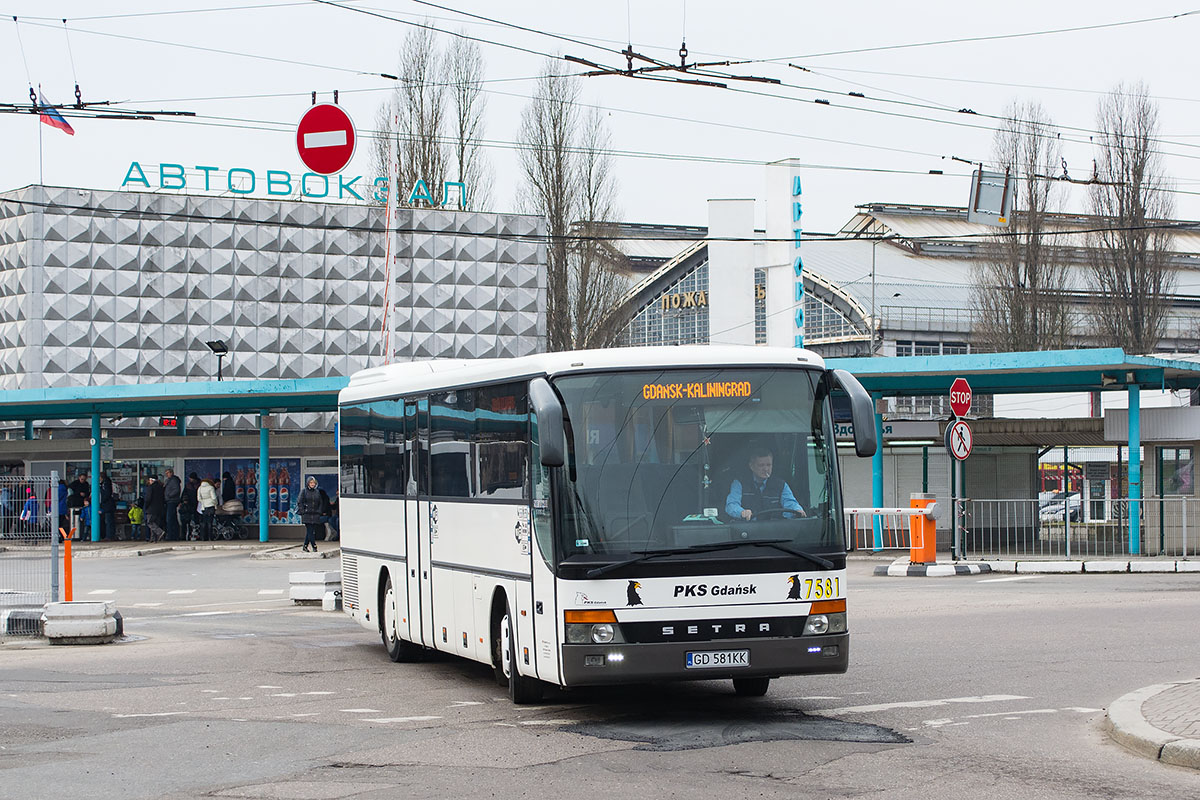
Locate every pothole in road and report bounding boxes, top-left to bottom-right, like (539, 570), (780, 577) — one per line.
(562, 708), (909, 751)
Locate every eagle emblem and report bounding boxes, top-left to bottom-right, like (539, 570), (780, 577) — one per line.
(627, 580), (643, 606)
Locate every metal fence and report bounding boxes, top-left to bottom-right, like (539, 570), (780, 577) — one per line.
(958, 497), (1198, 559)
(0, 475), (57, 638)
(845, 507), (929, 551)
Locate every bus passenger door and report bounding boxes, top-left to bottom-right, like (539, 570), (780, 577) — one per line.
(411, 397), (435, 648)
(529, 414), (561, 684)
(403, 400), (426, 647)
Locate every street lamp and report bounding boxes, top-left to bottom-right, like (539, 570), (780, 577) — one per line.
(206, 340), (228, 381)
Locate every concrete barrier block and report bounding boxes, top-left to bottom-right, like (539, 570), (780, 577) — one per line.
(1017, 561), (1082, 574)
(984, 560), (1017, 573)
(1083, 561), (1129, 573)
(1175, 560), (1200, 572)
(290, 570), (341, 604)
(1129, 560), (1176, 573)
(322, 590), (343, 612)
(42, 601), (119, 645)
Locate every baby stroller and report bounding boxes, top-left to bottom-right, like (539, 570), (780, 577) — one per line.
(213, 499), (249, 540)
(186, 500), (248, 541)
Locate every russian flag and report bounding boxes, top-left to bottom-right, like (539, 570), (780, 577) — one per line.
(37, 91), (75, 136)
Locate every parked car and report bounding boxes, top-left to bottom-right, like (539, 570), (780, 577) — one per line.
(1039, 492), (1082, 522)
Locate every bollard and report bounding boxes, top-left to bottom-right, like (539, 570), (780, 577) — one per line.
(61, 527), (74, 602)
(909, 493), (938, 565)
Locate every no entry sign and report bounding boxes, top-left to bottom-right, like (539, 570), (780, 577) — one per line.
(946, 419), (973, 461)
(949, 377), (972, 417)
(296, 104), (356, 175)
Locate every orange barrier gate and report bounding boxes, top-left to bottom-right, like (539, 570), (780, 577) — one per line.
(908, 493), (938, 564)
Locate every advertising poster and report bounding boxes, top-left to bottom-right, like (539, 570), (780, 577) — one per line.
(220, 458), (301, 524)
(183, 459), (221, 486)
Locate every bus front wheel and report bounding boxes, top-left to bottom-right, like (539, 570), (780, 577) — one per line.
(380, 572), (421, 663)
(498, 608), (543, 704)
(733, 677), (770, 697)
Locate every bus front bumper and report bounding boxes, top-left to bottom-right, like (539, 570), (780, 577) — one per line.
(560, 633), (848, 686)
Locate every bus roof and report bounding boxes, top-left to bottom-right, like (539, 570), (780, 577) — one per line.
(339, 345), (825, 403)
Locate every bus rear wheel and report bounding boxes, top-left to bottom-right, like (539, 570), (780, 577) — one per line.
(733, 677), (771, 697)
(380, 573), (420, 663)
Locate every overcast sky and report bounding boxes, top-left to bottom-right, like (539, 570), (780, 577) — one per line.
(3, 1), (1199, 233)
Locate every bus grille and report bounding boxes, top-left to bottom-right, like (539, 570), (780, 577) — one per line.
(341, 555), (359, 609)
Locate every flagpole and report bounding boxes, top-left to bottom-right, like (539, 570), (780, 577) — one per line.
(37, 85), (43, 185)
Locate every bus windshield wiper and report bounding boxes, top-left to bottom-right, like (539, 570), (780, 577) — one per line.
(584, 538), (833, 579)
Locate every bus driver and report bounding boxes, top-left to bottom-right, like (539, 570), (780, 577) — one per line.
(725, 447), (807, 521)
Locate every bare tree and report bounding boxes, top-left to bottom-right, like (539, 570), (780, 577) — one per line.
(373, 25), (447, 207)
(519, 62), (626, 351)
(445, 36), (492, 210)
(519, 63), (578, 351)
(571, 107), (628, 348)
(1087, 82), (1176, 353)
(973, 101), (1073, 351)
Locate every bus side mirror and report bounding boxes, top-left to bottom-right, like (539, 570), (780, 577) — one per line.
(829, 369), (877, 458)
(529, 377), (565, 467)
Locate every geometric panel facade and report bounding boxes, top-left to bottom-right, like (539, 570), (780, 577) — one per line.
(0, 184), (547, 431)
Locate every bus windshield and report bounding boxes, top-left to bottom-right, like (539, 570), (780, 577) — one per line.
(549, 368), (844, 574)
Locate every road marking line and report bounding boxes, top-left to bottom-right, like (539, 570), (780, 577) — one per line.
(130, 603), (163, 607)
(292, 713), (320, 717)
(88, 589), (116, 595)
(1062, 707), (1102, 713)
(341, 708), (383, 713)
(257, 685), (283, 689)
(201, 690), (219, 693)
(449, 701), (484, 707)
(978, 575), (1042, 584)
(362, 716), (442, 723)
(303, 130), (347, 149)
(518, 719), (574, 726)
(258, 589), (284, 595)
(270, 693), (298, 697)
(114, 712), (188, 718)
(303, 691), (335, 696)
(181, 611), (232, 617)
(817, 694), (1030, 716)
(962, 708), (1057, 720)
(168, 589), (196, 595)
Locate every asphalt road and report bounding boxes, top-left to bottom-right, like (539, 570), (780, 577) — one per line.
(2, 551), (1199, 799)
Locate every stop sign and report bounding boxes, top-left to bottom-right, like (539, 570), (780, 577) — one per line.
(949, 377), (972, 417)
(296, 104), (356, 175)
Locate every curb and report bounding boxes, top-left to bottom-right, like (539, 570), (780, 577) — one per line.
(873, 561), (991, 577)
(1106, 681), (1200, 770)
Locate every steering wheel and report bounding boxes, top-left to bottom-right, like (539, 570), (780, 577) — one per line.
(754, 508), (790, 520)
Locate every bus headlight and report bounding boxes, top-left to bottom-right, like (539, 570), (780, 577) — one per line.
(565, 623), (624, 644)
(804, 612), (846, 635)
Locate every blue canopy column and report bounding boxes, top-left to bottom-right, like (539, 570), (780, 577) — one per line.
(90, 414), (100, 542)
(24, 420), (33, 439)
(259, 411), (269, 542)
(1128, 382), (1141, 555)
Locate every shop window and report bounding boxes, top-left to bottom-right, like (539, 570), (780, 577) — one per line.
(1160, 447), (1194, 496)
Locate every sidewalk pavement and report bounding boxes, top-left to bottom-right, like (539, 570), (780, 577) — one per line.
(0, 539), (338, 559)
(1107, 679), (1200, 770)
(870, 555), (1200, 576)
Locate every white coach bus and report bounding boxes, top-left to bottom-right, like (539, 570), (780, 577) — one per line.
(337, 346), (876, 703)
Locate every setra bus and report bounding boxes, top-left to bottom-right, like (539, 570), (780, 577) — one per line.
(337, 345), (876, 702)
